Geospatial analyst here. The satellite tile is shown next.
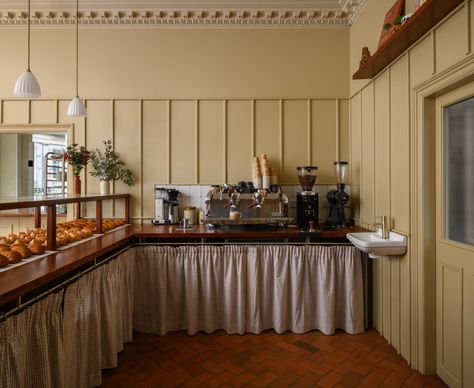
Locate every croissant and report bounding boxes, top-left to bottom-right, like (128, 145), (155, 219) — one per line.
(7, 250), (23, 264)
(29, 244), (45, 255)
(0, 254), (9, 268)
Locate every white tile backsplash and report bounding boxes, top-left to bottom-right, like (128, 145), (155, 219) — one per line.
(178, 185), (190, 197)
(189, 185), (201, 197)
(152, 183), (352, 222)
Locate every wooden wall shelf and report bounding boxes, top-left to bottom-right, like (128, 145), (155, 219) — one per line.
(353, 0), (464, 80)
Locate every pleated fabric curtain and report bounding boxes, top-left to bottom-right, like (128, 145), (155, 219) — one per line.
(133, 245), (364, 336)
(245, 245), (364, 335)
(0, 290), (65, 388)
(133, 245), (248, 335)
(62, 249), (134, 388)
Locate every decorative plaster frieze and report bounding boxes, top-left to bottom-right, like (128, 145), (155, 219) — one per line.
(0, 7), (361, 28)
(0, 0), (369, 28)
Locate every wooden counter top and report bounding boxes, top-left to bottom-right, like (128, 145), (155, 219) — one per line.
(134, 224), (364, 239)
(0, 224), (366, 307)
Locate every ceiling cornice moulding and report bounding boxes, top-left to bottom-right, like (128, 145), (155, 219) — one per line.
(0, 1), (368, 28)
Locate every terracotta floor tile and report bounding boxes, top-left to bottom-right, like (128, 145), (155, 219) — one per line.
(229, 371), (257, 386)
(359, 371), (387, 387)
(272, 371), (301, 386)
(100, 329), (446, 388)
(296, 371), (323, 386)
(317, 371), (343, 387)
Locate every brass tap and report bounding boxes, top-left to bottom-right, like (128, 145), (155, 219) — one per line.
(372, 216), (390, 239)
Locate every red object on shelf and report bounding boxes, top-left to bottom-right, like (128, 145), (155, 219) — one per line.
(378, 0), (405, 49)
(353, 0), (464, 80)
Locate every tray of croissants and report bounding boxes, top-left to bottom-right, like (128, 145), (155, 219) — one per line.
(0, 218), (128, 271)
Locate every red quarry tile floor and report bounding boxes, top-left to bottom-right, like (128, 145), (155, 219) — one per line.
(100, 329), (447, 387)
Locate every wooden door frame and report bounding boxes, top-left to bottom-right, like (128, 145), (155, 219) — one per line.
(410, 55), (474, 374)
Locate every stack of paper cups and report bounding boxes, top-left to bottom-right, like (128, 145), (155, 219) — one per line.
(253, 157), (262, 188)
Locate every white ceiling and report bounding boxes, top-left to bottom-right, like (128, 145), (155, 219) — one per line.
(0, 0), (368, 28)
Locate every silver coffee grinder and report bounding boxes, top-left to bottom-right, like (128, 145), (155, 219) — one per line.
(326, 161), (350, 227)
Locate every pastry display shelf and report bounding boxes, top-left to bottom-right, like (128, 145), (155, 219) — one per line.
(0, 194), (130, 251)
(353, 0), (464, 80)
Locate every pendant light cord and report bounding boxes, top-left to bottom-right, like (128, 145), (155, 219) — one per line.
(75, 0), (79, 97)
(27, 0), (30, 71)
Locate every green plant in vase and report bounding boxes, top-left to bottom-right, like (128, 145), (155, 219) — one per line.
(64, 144), (91, 195)
(89, 140), (134, 195)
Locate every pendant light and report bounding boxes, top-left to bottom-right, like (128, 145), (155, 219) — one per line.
(14, 0), (41, 98)
(67, 0), (87, 117)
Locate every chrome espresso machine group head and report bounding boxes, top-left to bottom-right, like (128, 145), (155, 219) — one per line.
(326, 161), (350, 227)
(296, 166), (319, 229)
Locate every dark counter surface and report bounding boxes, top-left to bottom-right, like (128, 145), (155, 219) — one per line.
(0, 224), (366, 306)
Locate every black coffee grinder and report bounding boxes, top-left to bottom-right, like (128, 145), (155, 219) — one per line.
(326, 161), (350, 227)
(296, 166), (319, 229)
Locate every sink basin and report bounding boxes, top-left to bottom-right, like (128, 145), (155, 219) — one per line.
(346, 229), (407, 258)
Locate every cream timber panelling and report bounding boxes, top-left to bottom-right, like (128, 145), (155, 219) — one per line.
(349, 93), (361, 219)
(0, 97), (348, 221)
(311, 100), (338, 183)
(142, 100), (169, 218)
(0, 28), (349, 100)
(85, 100), (113, 216)
(2, 101), (28, 124)
(349, 0), (473, 375)
(438, 263), (463, 386)
(199, 100), (225, 184)
(389, 54), (411, 363)
(338, 99), (350, 165)
(114, 100), (141, 218)
(410, 36), (434, 87)
(30, 100), (57, 124)
(282, 100), (309, 183)
(360, 84), (374, 223)
(170, 100), (197, 184)
(254, 100), (280, 171)
(226, 100), (252, 184)
(434, 6), (469, 74)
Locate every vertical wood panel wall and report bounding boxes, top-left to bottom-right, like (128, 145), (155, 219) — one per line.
(0, 97), (348, 221)
(349, 2), (471, 370)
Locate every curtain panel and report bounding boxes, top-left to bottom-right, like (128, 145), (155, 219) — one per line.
(0, 249), (135, 388)
(133, 245), (364, 336)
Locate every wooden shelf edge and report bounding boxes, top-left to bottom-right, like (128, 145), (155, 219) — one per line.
(353, 0), (464, 80)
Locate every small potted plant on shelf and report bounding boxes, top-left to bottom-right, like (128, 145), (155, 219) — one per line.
(89, 140), (134, 195)
(63, 144), (91, 195)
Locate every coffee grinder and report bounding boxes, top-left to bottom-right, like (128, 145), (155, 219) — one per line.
(296, 166), (319, 229)
(326, 161), (350, 227)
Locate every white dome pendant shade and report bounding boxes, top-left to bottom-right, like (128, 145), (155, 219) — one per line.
(14, 0), (41, 98)
(67, 96), (87, 116)
(14, 70), (41, 98)
(67, 0), (87, 117)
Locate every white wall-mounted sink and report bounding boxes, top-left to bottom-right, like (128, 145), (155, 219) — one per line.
(346, 230), (407, 259)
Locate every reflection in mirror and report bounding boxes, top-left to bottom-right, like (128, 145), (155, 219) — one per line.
(0, 132), (67, 198)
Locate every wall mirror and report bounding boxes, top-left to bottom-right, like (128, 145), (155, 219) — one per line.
(0, 125), (73, 198)
(0, 125), (73, 234)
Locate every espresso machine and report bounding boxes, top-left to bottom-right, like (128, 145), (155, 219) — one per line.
(326, 161), (350, 227)
(296, 166), (319, 229)
(153, 186), (180, 224)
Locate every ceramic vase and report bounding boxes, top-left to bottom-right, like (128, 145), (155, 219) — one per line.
(73, 175), (81, 195)
(100, 180), (110, 195)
